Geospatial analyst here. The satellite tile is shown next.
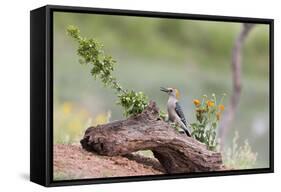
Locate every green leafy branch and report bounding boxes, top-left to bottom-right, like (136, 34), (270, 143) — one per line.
(67, 25), (148, 117)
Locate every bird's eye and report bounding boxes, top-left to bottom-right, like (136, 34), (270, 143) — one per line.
(169, 90), (173, 92)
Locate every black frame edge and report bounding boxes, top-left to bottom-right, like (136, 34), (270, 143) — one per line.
(48, 168), (273, 187)
(269, 19), (274, 173)
(45, 4), (273, 24)
(30, 6), (48, 186)
(46, 5), (53, 186)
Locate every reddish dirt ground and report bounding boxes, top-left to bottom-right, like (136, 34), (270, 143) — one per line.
(53, 144), (164, 180)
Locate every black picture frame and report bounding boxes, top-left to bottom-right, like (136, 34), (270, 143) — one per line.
(30, 4), (274, 187)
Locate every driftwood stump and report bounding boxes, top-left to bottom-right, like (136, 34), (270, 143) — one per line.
(81, 101), (223, 174)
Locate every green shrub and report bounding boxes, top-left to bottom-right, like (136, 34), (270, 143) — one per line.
(67, 25), (148, 117)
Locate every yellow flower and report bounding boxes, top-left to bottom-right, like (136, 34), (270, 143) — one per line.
(216, 112), (221, 120)
(94, 111), (111, 126)
(62, 102), (72, 115)
(193, 99), (200, 107)
(219, 104), (225, 111)
(206, 100), (215, 107)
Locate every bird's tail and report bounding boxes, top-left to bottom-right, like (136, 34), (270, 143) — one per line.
(179, 122), (191, 137)
(178, 121), (191, 137)
(182, 126), (191, 137)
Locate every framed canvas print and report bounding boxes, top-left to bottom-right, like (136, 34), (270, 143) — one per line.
(30, 5), (274, 187)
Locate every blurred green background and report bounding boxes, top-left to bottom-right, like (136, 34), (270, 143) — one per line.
(53, 12), (269, 168)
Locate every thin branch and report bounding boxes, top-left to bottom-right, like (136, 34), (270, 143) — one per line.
(219, 23), (255, 146)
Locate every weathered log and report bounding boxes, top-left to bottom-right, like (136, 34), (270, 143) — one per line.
(80, 101), (223, 174)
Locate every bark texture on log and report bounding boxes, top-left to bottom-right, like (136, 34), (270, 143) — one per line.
(81, 101), (223, 174)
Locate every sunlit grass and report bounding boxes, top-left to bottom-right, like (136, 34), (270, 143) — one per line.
(134, 150), (155, 158)
(54, 101), (111, 144)
(221, 132), (258, 169)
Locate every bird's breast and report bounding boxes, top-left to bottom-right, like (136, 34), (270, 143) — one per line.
(167, 98), (177, 121)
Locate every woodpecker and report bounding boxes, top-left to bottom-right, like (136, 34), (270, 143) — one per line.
(160, 87), (191, 137)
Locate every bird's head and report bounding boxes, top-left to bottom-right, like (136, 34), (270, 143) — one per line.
(160, 87), (180, 99)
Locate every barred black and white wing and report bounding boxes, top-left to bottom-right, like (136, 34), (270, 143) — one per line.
(175, 102), (191, 136)
(175, 102), (187, 126)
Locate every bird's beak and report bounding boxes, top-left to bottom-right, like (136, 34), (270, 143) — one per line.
(160, 87), (169, 93)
